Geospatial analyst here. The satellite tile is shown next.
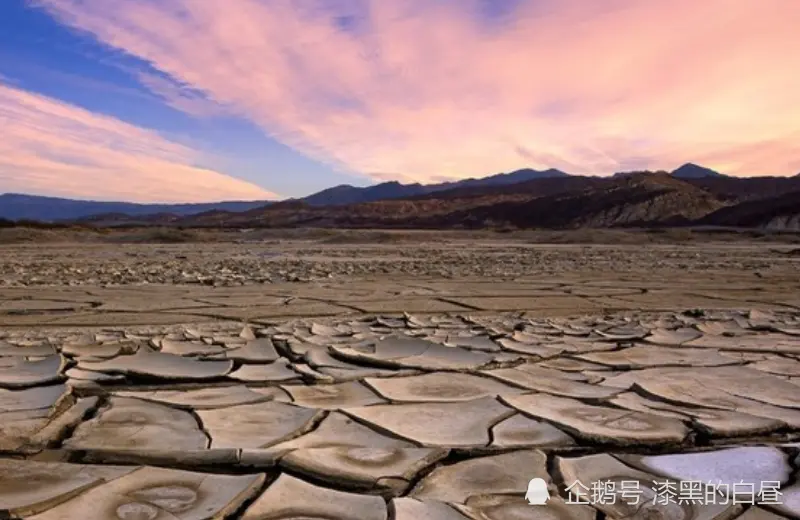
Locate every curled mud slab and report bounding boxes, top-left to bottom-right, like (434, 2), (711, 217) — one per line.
(2, 309), (800, 519)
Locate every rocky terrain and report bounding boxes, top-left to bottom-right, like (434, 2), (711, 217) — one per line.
(1, 236), (799, 289)
(1, 310), (800, 519)
(2, 235), (800, 519)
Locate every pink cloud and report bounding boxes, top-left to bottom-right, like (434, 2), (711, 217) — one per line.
(0, 83), (278, 202)
(34, 0), (800, 179)
(135, 71), (229, 118)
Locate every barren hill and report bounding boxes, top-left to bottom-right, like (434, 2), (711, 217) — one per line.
(684, 176), (800, 202)
(699, 191), (800, 230)
(176, 172), (731, 230)
(421, 172), (728, 229)
(41, 166), (800, 231)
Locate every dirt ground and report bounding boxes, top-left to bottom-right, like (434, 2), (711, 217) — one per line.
(1, 229), (798, 327)
(2, 229), (800, 518)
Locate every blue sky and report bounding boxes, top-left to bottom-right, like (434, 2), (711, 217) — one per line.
(0, 0), (798, 202)
(0, 0), (369, 201)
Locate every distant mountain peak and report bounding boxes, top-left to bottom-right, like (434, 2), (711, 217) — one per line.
(671, 163), (725, 179)
(0, 193), (273, 222)
(301, 167), (571, 206)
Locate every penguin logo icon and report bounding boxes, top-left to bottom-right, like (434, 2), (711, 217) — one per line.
(525, 478), (550, 505)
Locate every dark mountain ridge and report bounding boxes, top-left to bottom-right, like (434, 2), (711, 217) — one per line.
(0, 193), (273, 222)
(406, 175), (608, 201)
(4, 163), (800, 227)
(684, 176), (800, 202)
(699, 191), (800, 230)
(173, 172), (735, 230)
(300, 168), (569, 206)
(423, 172), (728, 229)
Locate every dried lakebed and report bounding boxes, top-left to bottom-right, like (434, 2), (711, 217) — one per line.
(1, 310), (800, 519)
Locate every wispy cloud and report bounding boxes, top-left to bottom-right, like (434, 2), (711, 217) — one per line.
(135, 70), (229, 118)
(33, 0), (800, 179)
(0, 82), (277, 202)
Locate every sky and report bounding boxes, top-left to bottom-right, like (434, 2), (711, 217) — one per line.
(1, 0), (799, 203)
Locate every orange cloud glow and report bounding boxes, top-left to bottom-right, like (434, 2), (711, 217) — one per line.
(0, 83), (277, 202)
(35, 0), (800, 180)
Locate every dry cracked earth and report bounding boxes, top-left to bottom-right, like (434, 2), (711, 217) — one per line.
(1, 238), (800, 519)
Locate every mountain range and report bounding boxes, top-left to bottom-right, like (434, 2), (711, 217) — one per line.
(0, 193), (273, 222)
(2, 163), (799, 230)
(301, 167), (569, 206)
(164, 170), (799, 230)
